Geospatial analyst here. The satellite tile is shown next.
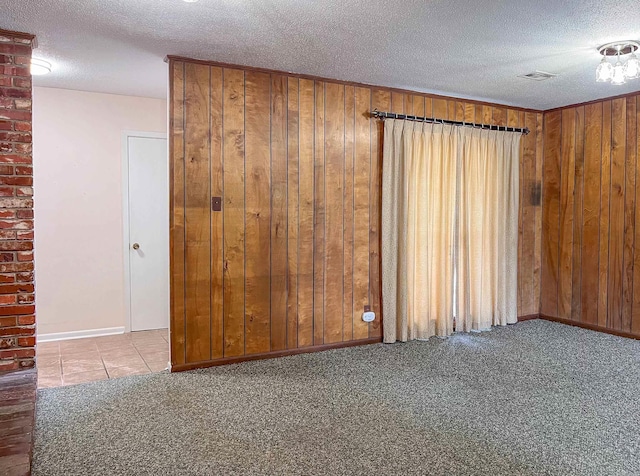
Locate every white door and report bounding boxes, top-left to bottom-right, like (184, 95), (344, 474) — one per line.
(127, 135), (169, 331)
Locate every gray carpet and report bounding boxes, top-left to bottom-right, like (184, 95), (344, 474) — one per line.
(33, 320), (640, 476)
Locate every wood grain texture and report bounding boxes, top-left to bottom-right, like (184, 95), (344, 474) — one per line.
(286, 77), (300, 349)
(353, 87), (372, 341)
(324, 82), (345, 343)
(581, 103), (601, 326)
(433, 98), (447, 121)
(521, 112), (537, 315)
(169, 60), (186, 366)
(244, 71), (272, 355)
(222, 68), (245, 357)
(541, 110), (562, 317)
(343, 85), (355, 341)
(369, 89), (391, 338)
(542, 93), (640, 339)
(513, 110), (523, 316)
(184, 62), (211, 363)
(633, 96), (640, 336)
(210, 66), (224, 359)
(313, 81), (326, 346)
(571, 107), (585, 322)
(297, 79), (315, 347)
(599, 101), (612, 328)
(493, 107), (507, 126)
(623, 97), (637, 332)
(558, 108), (576, 319)
(270, 75), (288, 351)
(608, 98), (626, 331)
(169, 58), (545, 369)
(534, 113), (544, 313)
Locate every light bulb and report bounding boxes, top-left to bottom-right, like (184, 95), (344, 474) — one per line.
(596, 57), (613, 82)
(611, 60), (626, 85)
(30, 58), (51, 75)
(624, 53), (640, 79)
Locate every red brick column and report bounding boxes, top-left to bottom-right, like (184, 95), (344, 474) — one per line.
(0, 30), (36, 371)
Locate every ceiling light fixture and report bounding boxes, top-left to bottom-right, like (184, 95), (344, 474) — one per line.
(30, 58), (52, 75)
(596, 41), (640, 85)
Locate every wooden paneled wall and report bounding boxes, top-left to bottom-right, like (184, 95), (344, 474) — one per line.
(169, 57), (543, 369)
(541, 93), (640, 338)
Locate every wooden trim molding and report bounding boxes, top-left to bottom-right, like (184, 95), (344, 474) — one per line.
(517, 314), (540, 321)
(545, 91), (640, 113)
(539, 314), (640, 340)
(0, 28), (37, 46)
(170, 337), (383, 372)
(165, 56), (542, 114)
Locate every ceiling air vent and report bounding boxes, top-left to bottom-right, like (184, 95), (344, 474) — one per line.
(518, 71), (557, 81)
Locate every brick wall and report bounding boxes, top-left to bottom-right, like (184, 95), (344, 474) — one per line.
(0, 30), (36, 372)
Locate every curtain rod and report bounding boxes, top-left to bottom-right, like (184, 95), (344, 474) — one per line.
(371, 109), (530, 135)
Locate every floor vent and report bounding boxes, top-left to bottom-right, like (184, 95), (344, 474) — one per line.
(518, 71), (557, 81)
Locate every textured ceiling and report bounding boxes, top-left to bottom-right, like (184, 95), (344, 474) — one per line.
(2, 0), (640, 109)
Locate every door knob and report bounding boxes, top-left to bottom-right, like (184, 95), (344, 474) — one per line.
(132, 243), (140, 250)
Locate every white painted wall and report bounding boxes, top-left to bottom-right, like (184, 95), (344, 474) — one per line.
(33, 87), (167, 336)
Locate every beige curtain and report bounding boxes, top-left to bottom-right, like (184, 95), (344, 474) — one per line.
(457, 128), (520, 331)
(382, 120), (456, 342)
(381, 120), (520, 343)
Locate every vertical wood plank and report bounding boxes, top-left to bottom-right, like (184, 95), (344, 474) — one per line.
(493, 107), (507, 126)
(222, 68), (246, 357)
(596, 101), (611, 326)
(297, 79), (315, 347)
(286, 77), (299, 350)
(343, 86), (355, 341)
(324, 83), (345, 343)
(404, 94), (413, 115)
(169, 61), (186, 366)
(571, 107), (585, 322)
(433, 98), (447, 120)
(413, 95), (425, 118)
(184, 62), (212, 363)
(313, 81), (325, 345)
(475, 104), (483, 125)
(369, 89), (391, 337)
(483, 105), (493, 125)
(541, 110), (562, 317)
(244, 71), (272, 354)
(608, 98), (626, 331)
(509, 110), (523, 316)
(455, 101), (465, 122)
(507, 109), (519, 129)
(464, 103), (475, 123)
(558, 108), (576, 319)
(210, 66), (224, 359)
(582, 103), (602, 325)
(353, 87), (371, 340)
(521, 111), (537, 315)
(447, 100), (456, 121)
(533, 113), (543, 314)
(622, 97), (637, 332)
(425, 97), (433, 118)
(391, 92), (404, 114)
(634, 96), (640, 335)
(270, 75), (288, 351)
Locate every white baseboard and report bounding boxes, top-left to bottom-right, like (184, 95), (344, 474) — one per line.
(37, 326), (125, 343)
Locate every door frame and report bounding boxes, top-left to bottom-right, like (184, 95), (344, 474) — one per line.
(121, 130), (169, 333)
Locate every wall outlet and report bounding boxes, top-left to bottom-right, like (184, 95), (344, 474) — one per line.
(362, 311), (375, 323)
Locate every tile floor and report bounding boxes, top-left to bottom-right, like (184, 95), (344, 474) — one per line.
(36, 329), (169, 389)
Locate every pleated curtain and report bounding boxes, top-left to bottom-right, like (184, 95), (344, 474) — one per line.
(381, 119), (520, 343)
